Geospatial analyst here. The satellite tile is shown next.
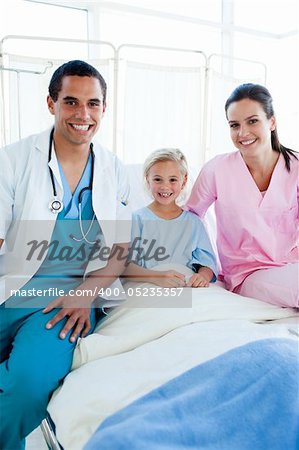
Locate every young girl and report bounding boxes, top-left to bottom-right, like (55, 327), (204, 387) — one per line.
(124, 149), (217, 288)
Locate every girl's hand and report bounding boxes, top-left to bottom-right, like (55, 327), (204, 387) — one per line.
(186, 266), (213, 288)
(186, 273), (209, 287)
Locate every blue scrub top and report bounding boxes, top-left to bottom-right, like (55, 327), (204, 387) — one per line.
(58, 152), (93, 219)
(5, 154), (103, 308)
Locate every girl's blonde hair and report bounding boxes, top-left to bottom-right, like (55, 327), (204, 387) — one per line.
(143, 148), (188, 179)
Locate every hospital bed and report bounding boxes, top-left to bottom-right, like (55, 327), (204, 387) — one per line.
(42, 164), (299, 450)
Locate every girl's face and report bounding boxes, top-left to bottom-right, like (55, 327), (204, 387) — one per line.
(146, 160), (187, 206)
(226, 98), (276, 158)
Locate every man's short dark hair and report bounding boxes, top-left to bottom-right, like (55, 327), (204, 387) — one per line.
(48, 60), (107, 104)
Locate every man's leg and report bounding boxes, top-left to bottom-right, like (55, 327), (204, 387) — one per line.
(237, 263), (299, 308)
(0, 307), (96, 450)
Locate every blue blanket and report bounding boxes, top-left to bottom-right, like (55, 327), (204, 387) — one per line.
(85, 339), (299, 450)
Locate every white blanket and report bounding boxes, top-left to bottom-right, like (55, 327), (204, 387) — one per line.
(48, 265), (298, 450)
(72, 265), (297, 368)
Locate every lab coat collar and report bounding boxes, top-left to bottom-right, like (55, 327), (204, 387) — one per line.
(33, 128), (109, 204)
(34, 127), (52, 155)
(33, 127), (63, 190)
(33, 127), (107, 165)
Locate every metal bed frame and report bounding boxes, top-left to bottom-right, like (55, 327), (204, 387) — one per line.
(40, 417), (61, 450)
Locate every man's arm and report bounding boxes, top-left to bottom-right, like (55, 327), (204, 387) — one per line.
(43, 243), (130, 342)
(123, 262), (186, 288)
(0, 239), (3, 249)
(74, 242), (130, 298)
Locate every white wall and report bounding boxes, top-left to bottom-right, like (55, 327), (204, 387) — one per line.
(0, 0), (298, 166)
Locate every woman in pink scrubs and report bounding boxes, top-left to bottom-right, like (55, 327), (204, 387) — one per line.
(186, 84), (298, 307)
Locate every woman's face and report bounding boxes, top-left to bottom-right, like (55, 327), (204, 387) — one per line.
(226, 98), (276, 158)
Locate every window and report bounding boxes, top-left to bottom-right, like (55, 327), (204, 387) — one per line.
(0, 0), (88, 50)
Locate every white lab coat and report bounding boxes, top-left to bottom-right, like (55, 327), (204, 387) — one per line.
(0, 128), (131, 304)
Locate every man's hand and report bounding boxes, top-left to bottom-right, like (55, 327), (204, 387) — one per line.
(150, 270), (186, 288)
(43, 242), (130, 342)
(43, 294), (93, 343)
(123, 262), (186, 287)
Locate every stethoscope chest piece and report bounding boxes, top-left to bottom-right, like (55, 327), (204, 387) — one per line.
(49, 197), (63, 214)
(48, 129), (94, 229)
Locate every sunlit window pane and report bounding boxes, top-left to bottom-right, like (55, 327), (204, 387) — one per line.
(103, 0), (222, 22)
(98, 10), (222, 56)
(234, 0), (298, 34)
(0, 0), (88, 58)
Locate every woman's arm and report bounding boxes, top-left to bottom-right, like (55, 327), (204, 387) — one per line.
(190, 214), (218, 282)
(186, 161), (217, 218)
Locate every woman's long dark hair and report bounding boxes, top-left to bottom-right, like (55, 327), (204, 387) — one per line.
(225, 83), (297, 171)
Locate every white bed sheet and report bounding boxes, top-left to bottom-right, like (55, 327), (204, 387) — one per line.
(48, 265), (299, 450)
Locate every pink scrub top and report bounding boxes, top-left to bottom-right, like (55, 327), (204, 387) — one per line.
(186, 151), (299, 291)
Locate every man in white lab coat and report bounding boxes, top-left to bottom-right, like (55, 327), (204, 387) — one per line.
(0, 60), (131, 450)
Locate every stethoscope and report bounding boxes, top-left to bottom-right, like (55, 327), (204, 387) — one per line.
(48, 128), (97, 244)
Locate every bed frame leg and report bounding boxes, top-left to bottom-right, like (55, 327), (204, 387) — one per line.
(40, 417), (61, 450)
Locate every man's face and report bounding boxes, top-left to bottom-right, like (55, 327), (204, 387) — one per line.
(47, 75), (106, 147)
